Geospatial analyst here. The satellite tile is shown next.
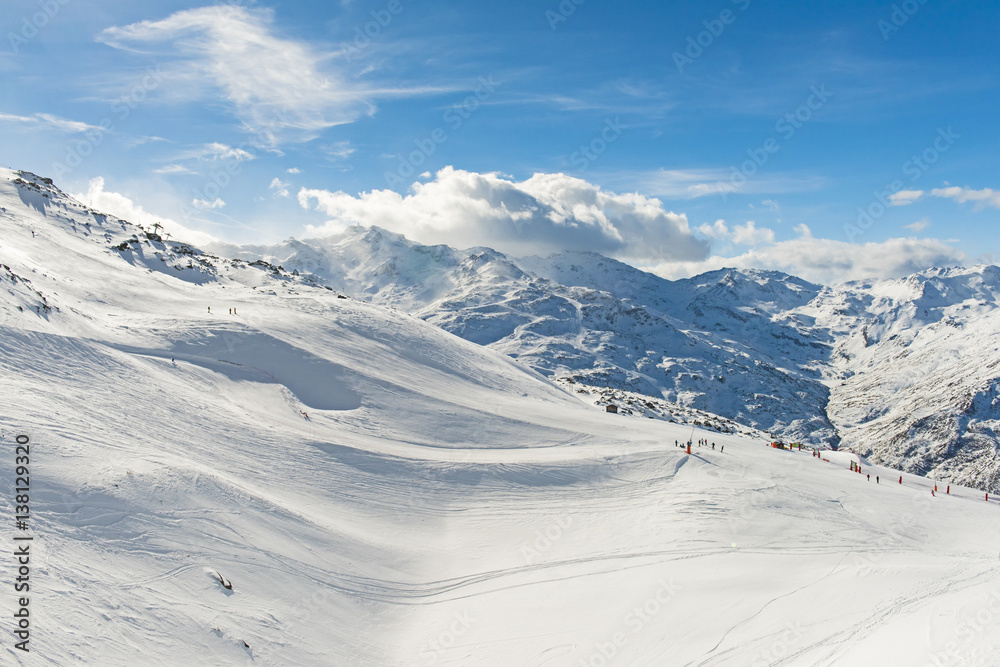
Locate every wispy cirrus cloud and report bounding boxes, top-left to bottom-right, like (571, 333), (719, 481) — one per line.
(887, 186), (1000, 210)
(492, 87), (675, 116)
(0, 112), (103, 133)
(97, 5), (444, 144)
(181, 142), (256, 163)
(154, 163), (197, 176)
(641, 168), (735, 199)
(635, 168), (826, 200)
(152, 143), (259, 176)
(320, 140), (357, 162)
(96, 5), (369, 140)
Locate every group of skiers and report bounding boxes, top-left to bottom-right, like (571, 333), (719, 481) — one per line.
(674, 438), (724, 453)
(207, 306), (238, 315)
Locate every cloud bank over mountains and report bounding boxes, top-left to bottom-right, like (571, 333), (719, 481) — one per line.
(298, 167), (710, 263)
(294, 167), (969, 284)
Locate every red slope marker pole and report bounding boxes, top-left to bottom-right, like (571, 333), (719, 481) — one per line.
(899, 476), (902, 485)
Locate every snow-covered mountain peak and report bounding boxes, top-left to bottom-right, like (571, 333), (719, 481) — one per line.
(679, 266), (822, 313)
(518, 250), (669, 298)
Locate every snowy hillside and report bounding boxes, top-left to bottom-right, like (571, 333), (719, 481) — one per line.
(4, 169), (1000, 665)
(819, 268), (1000, 491)
(212, 230), (841, 446)
(214, 228), (1000, 493)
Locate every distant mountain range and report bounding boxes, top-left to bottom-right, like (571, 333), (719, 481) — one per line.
(211, 226), (1000, 491)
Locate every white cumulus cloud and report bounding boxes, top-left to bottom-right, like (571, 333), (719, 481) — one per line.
(192, 197), (226, 210)
(71, 177), (216, 245)
(298, 167), (710, 262)
(269, 177), (291, 198)
(889, 190), (924, 206)
(731, 220), (775, 247)
(697, 219), (729, 239)
(930, 186), (1000, 210)
(649, 232), (968, 285)
(695, 219), (774, 246)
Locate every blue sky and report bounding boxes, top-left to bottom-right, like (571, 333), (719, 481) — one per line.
(2, 0), (998, 282)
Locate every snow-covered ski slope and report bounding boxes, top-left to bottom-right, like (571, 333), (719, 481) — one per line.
(2, 169), (1000, 666)
(216, 227), (1000, 494)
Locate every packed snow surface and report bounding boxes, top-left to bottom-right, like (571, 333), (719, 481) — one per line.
(2, 170), (1000, 665)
